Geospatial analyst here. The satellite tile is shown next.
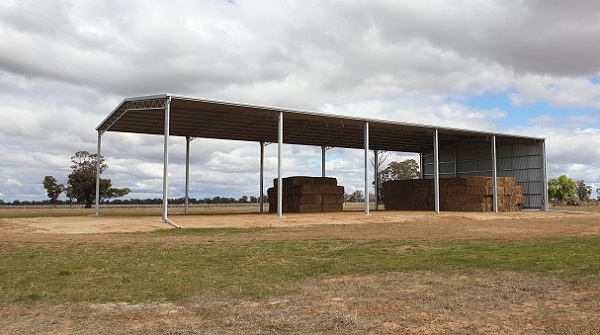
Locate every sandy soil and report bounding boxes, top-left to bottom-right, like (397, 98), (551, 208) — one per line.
(1, 209), (598, 242)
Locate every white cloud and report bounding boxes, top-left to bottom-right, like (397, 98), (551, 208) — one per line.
(512, 75), (600, 109)
(0, 0), (599, 201)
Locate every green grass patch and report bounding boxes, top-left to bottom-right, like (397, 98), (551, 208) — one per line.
(1, 236), (599, 304)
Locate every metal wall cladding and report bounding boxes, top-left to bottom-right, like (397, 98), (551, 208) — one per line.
(420, 140), (546, 209)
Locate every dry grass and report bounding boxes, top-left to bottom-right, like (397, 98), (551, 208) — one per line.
(2, 271), (598, 334)
(1, 208), (600, 334)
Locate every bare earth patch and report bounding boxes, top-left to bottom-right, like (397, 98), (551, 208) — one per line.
(1, 210), (599, 334)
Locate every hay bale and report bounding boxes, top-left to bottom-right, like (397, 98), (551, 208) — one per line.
(464, 195), (487, 204)
(448, 185), (466, 195)
(313, 177), (338, 185)
(322, 203), (343, 212)
(295, 194), (322, 205)
(412, 187), (431, 196)
(322, 195), (343, 204)
(466, 177), (491, 187)
(466, 186), (489, 195)
(398, 181), (413, 193)
(293, 203), (323, 213)
(504, 177), (518, 187)
(412, 179), (433, 189)
(448, 178), (467, 186)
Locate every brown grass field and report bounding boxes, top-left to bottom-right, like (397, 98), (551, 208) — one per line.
(1, 205), (600, 334)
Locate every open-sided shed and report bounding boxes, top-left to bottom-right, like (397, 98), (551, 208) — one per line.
(96, 94), (548, 226)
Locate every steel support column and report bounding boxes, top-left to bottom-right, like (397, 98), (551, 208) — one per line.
(433, 129), (440, 214)
(162, 96), (180, 228)
(491, 135), (498, 213)
(364, 122), (370, 215)
(419, 153), (424, 179)
(542, 140), (549, 211)
(277, 112), (283, 218)
(374, 149), (379, 210)
(95, 130), (102, 216)
(260, 142), (265, 213)
(321, 146), (326, 178)
(185, 136), (191, 215)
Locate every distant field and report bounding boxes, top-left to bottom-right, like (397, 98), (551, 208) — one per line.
(0, 203), (263, 218)
(1, 202), (598, 219)
(0, 202), (380, 219)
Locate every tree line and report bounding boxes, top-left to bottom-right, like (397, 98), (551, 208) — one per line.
(5, 152), (598, 207)
(548, 175), (599, 204)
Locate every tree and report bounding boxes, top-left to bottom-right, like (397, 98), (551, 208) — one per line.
(575, 180), (592, 203)
(371, 151), (389, 202)
(547, 175), (576, 202)
(42, 176), (64, 207)
(67, 151), (130, 208)
(381, 159), (420, 182)
(344, 190), (364, 203)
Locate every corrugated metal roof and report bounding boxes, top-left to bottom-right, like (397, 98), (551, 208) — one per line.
(97, 94), (544, 153)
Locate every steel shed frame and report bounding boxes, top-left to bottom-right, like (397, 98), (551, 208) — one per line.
(96, 94), (549, 224)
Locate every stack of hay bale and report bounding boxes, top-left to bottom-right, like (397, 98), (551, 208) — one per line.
(267, 176), (345, 213)
(382, 177), (524, 212)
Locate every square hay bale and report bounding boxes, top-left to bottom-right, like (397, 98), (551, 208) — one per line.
(398, 180), (414, 193)
(382, 187), (397, 197)
(444, 195), (465, 205)
(466, 177), (491, 187)
(504, 177), (518, 187)
(495, 178), (506, 188)
(383, 195), (397, 206)
(464, 195), (487, 204)
(384, 201), (398, 210)
(313, 177), (338, 185)
(448, 178), (467, 186)
(411, 201), (430, 211)
(293, 203), (323, 213)
(295, 194), (322, 205)
(412, 179), (433, 189)
(412, 187), (431, 196)
(515, 195), (525, 205)
(322, 203), (343, 212)
(462, 202), (488, 212)
(383, 180), (400, 190)
(439, 178), (450, 188)
(292, 185), (324, 194)
(396, 195), (413, 205)
(326, 186), (345, 196)
(448, 185), (466, 195)
(466, 186), (490, 196)
(442, 203), (466, 211)
(322, 195), (343, 204)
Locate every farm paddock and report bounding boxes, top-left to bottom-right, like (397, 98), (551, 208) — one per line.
(1, 209), (599, 334)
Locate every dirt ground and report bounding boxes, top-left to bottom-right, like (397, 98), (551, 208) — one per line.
(1, 210), (600, 334)
(1, 209), (599, 242)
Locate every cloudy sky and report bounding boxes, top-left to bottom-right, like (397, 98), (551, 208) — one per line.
(1, 0), (599, 202)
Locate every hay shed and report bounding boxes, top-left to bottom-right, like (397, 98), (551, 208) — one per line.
(96, 94), (548, 225)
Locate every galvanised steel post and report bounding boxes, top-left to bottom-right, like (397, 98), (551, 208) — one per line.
(95, 130), (102, 216)
(260, 141), (265, 213)
(434, 129), (440, 214)
(162, 96), (171, 223)
(277, 112), (283, 218)
(492, 135), (498, 213)
(185, 135), (190, 215)
(364, 122), (370, 215)
(374, 149), (379, 210)
(321, 146), (326, 178)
